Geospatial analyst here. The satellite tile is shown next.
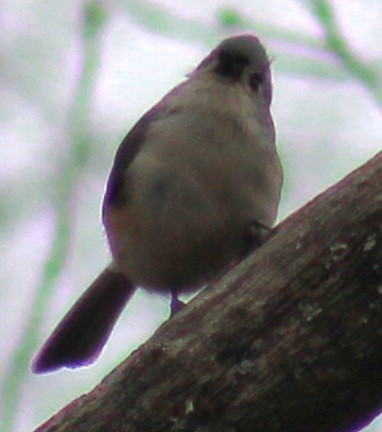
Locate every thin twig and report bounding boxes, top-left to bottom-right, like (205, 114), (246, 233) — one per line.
(0, 3), (107, 431)
(307, 0), (382, 108)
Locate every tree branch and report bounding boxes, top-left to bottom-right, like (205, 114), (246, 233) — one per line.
(35, 151), (382, 432)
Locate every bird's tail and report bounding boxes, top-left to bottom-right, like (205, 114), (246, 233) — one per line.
(32, 267), (135, 373)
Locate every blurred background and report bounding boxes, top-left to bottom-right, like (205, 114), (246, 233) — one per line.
(0, 0), (381, 430)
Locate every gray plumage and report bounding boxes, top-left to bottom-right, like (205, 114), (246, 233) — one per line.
(33, 34), (283, 373)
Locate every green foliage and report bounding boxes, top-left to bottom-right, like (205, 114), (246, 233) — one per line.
(218, 8), (245, 28)
(0, 2), (107, 431)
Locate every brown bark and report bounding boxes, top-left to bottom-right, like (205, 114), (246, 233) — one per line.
(35, 151), (382, 432)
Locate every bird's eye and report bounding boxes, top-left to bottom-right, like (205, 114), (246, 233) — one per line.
(249, 72), (263, 92)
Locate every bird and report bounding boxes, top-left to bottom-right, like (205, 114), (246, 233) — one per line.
(32, 34), (283, 373)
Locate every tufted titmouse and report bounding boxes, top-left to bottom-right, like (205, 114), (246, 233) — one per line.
(32, 34), (283, 373)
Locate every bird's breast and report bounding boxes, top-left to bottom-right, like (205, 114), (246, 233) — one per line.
(103, 83), (281, 292)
